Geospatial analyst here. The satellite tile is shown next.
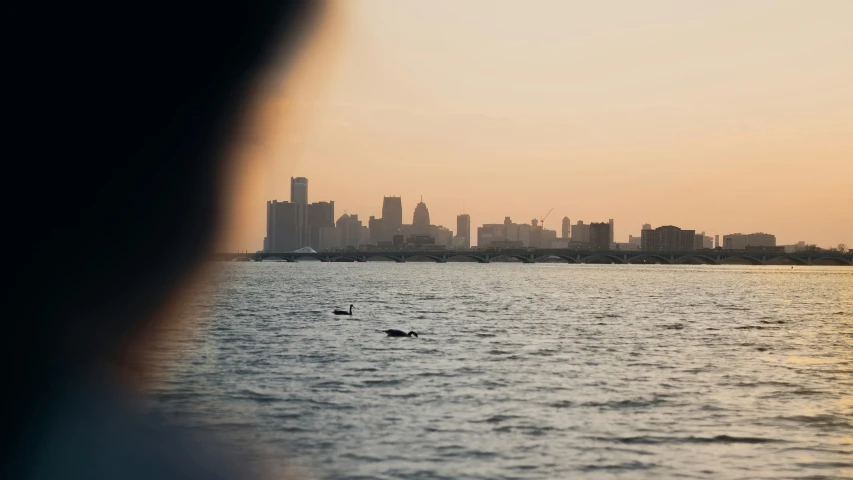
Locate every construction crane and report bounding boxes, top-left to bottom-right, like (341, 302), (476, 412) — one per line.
(539, 208), (553, 230)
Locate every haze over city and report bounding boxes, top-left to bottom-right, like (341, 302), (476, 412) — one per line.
(221, 0), (853, 252)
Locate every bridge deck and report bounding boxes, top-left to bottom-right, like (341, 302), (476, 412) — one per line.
(212, 250), (852, 266)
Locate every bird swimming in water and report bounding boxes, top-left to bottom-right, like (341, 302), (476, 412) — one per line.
(333, 304), (354, 316)
(383, 329), (418, 338)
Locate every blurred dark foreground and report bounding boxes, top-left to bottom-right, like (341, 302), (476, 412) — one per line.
(4, 2), (323, 478)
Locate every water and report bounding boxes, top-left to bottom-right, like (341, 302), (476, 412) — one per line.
(144, 263), (853, 479)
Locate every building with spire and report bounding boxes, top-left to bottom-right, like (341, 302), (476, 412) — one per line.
(412, 196), (431, 235)
(456, 213), (471, 249)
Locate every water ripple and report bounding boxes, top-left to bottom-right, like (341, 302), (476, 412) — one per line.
(143, 263), (853, 479)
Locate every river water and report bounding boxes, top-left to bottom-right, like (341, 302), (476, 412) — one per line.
(144, 263), (853, 479)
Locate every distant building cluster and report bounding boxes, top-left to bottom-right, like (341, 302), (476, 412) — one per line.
(262, 177), (815, 254)
(723, 232), (776, 250)
(626, 225), (778, 253)
(475, 216), (614, 250)
(264, 179), (458, 253)
(264, 177), (336, 253)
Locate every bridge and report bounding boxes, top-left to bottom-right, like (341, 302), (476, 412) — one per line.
(212, 249), (852, 266)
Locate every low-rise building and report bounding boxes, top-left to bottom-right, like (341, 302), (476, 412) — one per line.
(723, 232), (776, 250)
(641, 225), (696, 251)
(571, 221), (590, 243)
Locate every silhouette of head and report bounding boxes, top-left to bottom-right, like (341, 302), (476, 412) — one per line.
(408, 331), (419, 338)
(6, 0), (324, 475)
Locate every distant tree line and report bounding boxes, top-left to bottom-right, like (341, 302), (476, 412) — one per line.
(807, 243), (848, 252)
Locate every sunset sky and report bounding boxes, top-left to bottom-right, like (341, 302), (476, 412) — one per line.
(222, 0), (852, 251)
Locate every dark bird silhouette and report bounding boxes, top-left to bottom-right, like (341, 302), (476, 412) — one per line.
(383, 329), (418, 338)
(333, 304), (354, 316)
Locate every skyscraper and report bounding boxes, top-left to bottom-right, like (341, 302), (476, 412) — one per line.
(412, 196), (431, 235)
(265, 200), (302, 252)
(589, 222), (611, 250)
(561, 217), (570, 239)
(290, 177), (308, 204)
(608, 219), (614, 244)
(382, 196), (403, 232)
(307, 201), (334, 250)
(290, 177), (308, 247)
(456, 214), (471, 249)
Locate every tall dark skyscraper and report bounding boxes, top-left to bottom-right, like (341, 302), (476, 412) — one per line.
(609, 218), (614, 244)
(265, 200), (302, 252)
(562, 217), (570, 239)
(589, 222), (611, 250)
(307, 201), (335, 250)
(412, 196), (431, 235)
(290, 177), (308, 204)
(382, 196), (403, 232)
(456, 214), (471, 248)
(289, 177), (308, 247)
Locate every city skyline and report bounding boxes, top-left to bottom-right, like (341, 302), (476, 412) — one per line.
(259, 177), (843, 253)
(220, 0), (853, 252)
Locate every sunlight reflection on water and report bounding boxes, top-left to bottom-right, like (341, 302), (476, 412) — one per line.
(145, 263), (853, 479)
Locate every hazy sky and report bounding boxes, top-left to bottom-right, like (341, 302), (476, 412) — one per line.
(222, 0), (853, 250)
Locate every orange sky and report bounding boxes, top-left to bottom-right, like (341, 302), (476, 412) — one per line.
(222, 0), (853, 251)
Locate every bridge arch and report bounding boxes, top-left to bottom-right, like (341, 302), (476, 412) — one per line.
(364, 254), (405, 263)
(581, 254), (627, 264)
(672, 255), (719, 265)
(545, 255), (580, 264)
(720, 255), (764, 265)
(445, 254), (489, 263)
(627, 254), (671, 265)
(328, 255), (365, 263)
(487, 254), (534, 263)
(556, 255), (580, 264)
(811, 256), (852, 266)
(404, 254), (445, 263)
(258, 255), (290, 262)
(764, 255), (808, 266)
